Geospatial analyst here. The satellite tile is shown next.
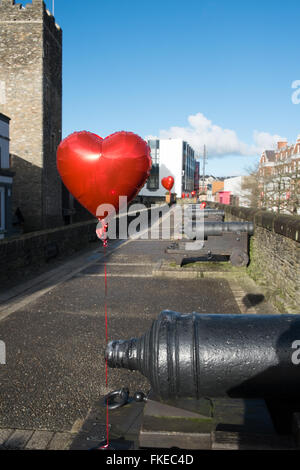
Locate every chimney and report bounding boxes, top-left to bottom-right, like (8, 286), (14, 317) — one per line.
(277, 141), (287, 150)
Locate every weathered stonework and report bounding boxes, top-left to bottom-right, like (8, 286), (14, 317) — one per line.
(211, 203), (300, 313)
(0, 219), (98, 289)
(0, 0), (63, 231)
(0, 208), (153, 289)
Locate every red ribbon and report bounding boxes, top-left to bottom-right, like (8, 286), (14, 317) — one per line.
(96, 218), (110, 448)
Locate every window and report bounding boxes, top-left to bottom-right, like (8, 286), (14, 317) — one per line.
(148, 140), (160, 165)
(147, 164), (159, 191)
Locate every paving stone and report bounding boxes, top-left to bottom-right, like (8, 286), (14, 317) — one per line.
(25, 430), (54, 450)
(47, 432), (73, 450)
(4, 430), (34, 449)
(0, 429), (14, 446)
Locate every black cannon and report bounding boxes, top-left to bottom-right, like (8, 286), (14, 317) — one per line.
(189, 205), (215, 210)
(188, 208), (225, 221)
(188, 221), (254, 238)
(188, 207), (224, 214)
(106, 310), (300, 401)
(166, 221), (254, 266)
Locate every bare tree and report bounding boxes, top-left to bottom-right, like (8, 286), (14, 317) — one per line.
(260, 160), (300, 215)
(242, 163), (261, 208)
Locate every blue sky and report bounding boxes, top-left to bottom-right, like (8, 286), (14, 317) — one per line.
(22, 0), (300, 176)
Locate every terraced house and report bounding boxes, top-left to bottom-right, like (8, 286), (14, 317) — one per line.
(259, 136), (300, 214)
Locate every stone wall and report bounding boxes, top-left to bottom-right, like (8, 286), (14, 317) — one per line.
(0, 207), (155, 289)
(211, 203), (300, 313)
(0, 219), (98, 288)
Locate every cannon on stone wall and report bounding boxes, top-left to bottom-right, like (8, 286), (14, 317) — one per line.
(188, 206), (225, 221)
(106, 310), (300, 400)
(105, 311), (300, 449)
(166, 221), (254, 267)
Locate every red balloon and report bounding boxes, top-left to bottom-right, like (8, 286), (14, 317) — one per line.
(57, 131), (152, 219)
(181, 193), (185, 199)
(161, 176), (174, 192)
(191, 191), (196, 197)
(200, 201), (207, 209)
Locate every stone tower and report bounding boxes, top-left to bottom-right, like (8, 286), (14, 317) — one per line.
(0, 0), (63, 231)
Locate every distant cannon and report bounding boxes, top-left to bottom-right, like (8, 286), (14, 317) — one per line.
(166, 221), (254, 266)
(106, 310), (300, 400)
(188, 221), (254, 239)
(187, 208), (225, 221)
(188, 206), (224, 214)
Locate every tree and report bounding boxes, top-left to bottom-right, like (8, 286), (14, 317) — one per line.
(242, 163), (261, 208)
(259, 159), (300, 215)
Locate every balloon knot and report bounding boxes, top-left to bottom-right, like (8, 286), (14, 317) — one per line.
(96, 219), (108, 247)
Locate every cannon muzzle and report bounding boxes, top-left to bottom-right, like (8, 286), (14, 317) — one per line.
(106, 311), (300, 400)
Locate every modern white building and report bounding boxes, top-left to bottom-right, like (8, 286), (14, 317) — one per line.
(139, 138), (197, 198)
(0, 113), (14, 238)
(223, 176), (251, 207)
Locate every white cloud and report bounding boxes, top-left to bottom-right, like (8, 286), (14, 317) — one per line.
(252, 131), (286, 151)
(145, 112), (286, 158)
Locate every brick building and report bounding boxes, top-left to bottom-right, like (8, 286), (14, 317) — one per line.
(259, 138), (300, 179)
(0, 0), (63, 232)
(258, 136), (300, 213)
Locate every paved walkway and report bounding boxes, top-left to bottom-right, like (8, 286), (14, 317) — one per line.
(0, 214), (276, 449)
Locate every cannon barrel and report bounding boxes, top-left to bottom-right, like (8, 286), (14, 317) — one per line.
(191, 221), (254, 237)
(189, 210), (225, 218)
(188, 208), (225, 216)
(106, 311), (300, 400)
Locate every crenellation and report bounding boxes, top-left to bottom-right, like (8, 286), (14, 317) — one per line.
(0, 1), (61, 34)
(0, 0), (15, 6)
(44, 6), (62, 31)
(43, 8), (62, 40)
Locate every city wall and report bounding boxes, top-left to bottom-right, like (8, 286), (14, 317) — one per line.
(0, 208), (153, 288)
(211, 203), (300, 313)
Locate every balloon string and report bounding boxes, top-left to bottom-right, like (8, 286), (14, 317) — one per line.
(96, 220), (109, 448)
(104, 243), (109, 447)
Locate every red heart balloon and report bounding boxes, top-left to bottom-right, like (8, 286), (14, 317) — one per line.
(161, 176), (174, 191)
(57, 131), (152, 219)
